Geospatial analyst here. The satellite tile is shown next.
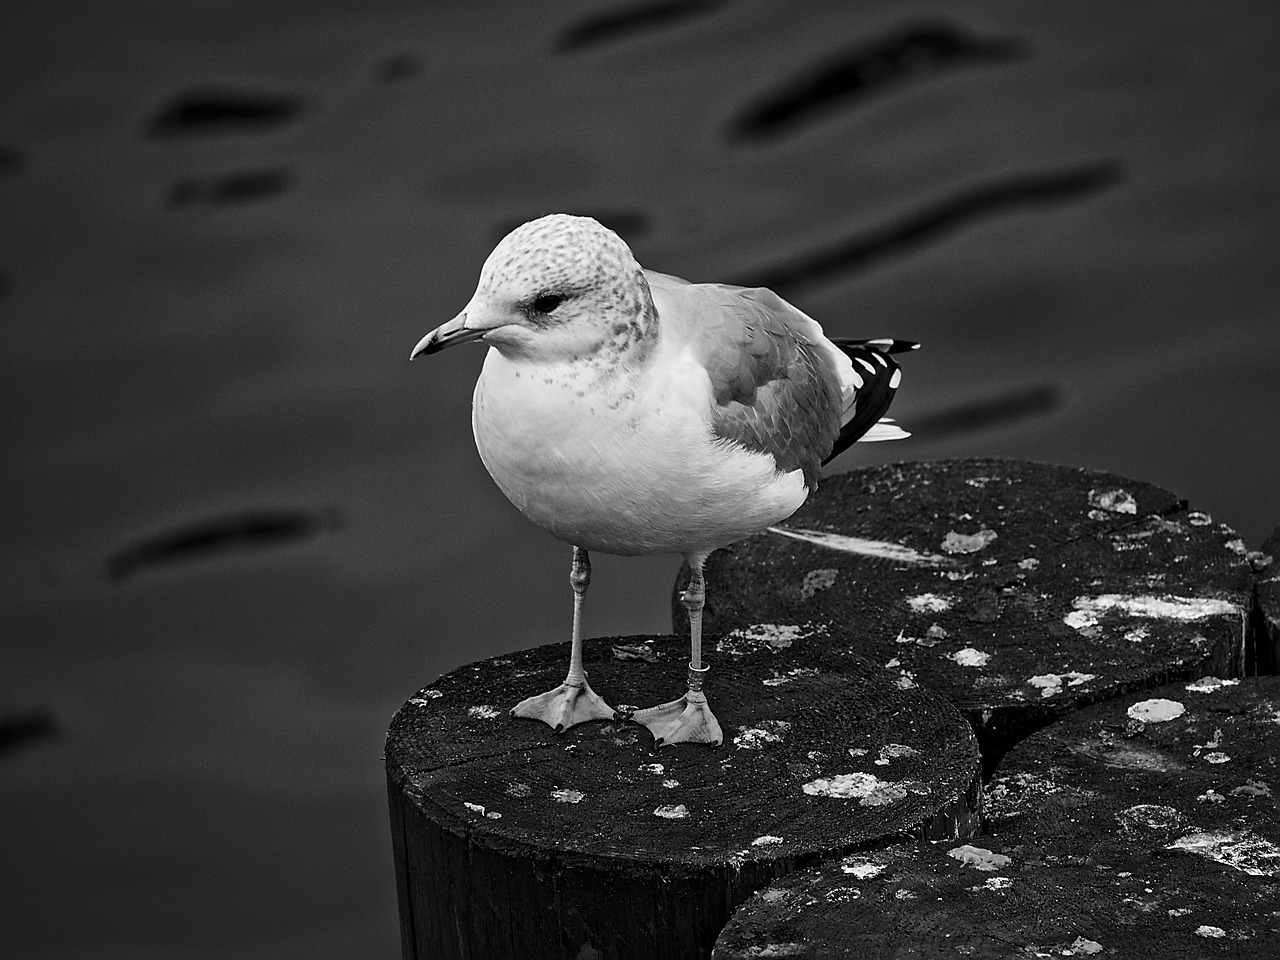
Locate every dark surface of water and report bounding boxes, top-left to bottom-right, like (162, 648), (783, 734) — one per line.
(2, 1), (1277, 956)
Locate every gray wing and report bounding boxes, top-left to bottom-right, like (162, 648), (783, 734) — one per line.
(649, 272), (844, 490)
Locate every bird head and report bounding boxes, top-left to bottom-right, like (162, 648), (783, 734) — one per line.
(411, 214), (656, 363)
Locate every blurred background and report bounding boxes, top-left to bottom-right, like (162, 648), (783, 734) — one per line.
(2, 1), (1276, 956)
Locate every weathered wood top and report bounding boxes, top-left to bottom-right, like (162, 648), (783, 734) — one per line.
(714, 676), (1280, 957)
(692, 458), (1255, 761)
(386, 633), (981, 872)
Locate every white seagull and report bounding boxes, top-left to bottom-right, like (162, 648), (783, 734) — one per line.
(411, 214), (915, 747)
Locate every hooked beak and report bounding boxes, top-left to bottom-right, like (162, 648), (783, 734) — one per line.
(410, 311), (491, 360)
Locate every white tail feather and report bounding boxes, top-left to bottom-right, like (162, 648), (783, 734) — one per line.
(858, 419), (911, 442)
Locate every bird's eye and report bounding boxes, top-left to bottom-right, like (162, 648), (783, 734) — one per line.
(532, 294), (565, 313)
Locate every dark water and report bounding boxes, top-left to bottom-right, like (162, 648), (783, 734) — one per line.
(2, 1), (1277, 956)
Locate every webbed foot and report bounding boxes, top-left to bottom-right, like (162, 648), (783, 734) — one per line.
(632, 689), (723, 747)
(510, 677), (616, 732)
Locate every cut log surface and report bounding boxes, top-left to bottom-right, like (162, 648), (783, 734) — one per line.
(386, 633), (981, 960)
(713, 677), (1280, 958)
(692, 459), (1255, 763)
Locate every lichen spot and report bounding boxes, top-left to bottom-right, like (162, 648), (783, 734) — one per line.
(733, 719), (792, 750)
(947, 647), (991, 667)
(1028, 672), (1096, 697)
(468, 704), (500, 719)
(947, 845), (1011, 871)
(1186, 677), (1240, 693)
(841, 858), (885, 878)
(551, 788), (585, 803)
(1088, 487), (1138, 514)
(653, 804), (689, 819)
(802, 772), (907, 805)
(1127, 698), (1185, 723)
(800, 567), (838, 599)
(968, 876), (1014, 893)
(941, 528), (998, 554)
(906, 593), (953, 614)
(718, 623), (822, 656)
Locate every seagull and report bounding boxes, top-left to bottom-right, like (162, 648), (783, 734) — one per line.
(411, 214), (915, 747)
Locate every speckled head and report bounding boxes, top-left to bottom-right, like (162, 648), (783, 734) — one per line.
(454, 214), (658, 363)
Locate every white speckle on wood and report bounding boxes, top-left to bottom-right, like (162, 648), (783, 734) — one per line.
(1167, 831), (1280, 876)
(1066, 937), (1104, 954)
(551, 788), (584, 803)
(768, 525), (957, 566)
(736, 942), (805, 956)
(968, 876), (1013, 892)
(1203, 752), (1231, 764)
(653, 804), (689, 819)
(1028, 672), (1096, 698)
(661, 779), (679, 789)
(941, 528), (998, 554)
(1186, 677), (1240, 693)
(800, 568), (838, 599)
(718, 623), (822, 656)
(947, 845), (1011, 871)
(906, 592), (953, 614)
(1187, 512), (1213, 526)
(409, 689), (444, 704)
(1069, 594), (1243, 625)
(1088, 487), (1138, 514)
(802, 772), (907, 805)
(1117, 804), (1186, 835)
(752, 835), (784, 846)
(639, 763), (664, 774)
(1168, 907), (1193, 917)
(463, 802), (501, 819)
(1063, 609), (1103, 637)
(841, 858), (885, 878)
(468, 705), (500, 720)
(1127, 698), (1185, 723)
(733, 719), (792, 750)
(947, 647), (991, 667)
(1017, 557), (1040, 571)
(876, 743), (919, 765)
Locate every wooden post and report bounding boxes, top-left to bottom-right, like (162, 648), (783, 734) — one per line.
(714, 676), (1280, 957)
(387, 459), (1261, 957)
(688, 459), (1256, 772)
(386, 632), (982, 960)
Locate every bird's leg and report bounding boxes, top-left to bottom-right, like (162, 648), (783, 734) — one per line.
(511, 546), (616, 732)
(632, 553), (723, 747)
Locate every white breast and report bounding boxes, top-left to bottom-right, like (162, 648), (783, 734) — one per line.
(471, 343), (809, 556)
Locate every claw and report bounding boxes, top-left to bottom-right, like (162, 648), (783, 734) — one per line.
(510, 677), (616, 732)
